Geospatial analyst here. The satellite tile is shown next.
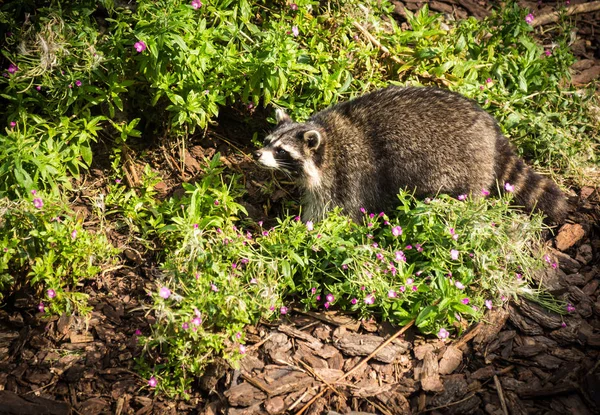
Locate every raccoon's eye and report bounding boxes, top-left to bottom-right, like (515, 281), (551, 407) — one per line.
(276, 148), (288, 156)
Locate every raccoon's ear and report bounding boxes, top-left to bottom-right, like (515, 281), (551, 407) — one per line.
(275, 108), (291, 125)
(303, 130), (321, 150)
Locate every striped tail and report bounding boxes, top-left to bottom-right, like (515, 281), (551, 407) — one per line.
(494, 138), (568, 224)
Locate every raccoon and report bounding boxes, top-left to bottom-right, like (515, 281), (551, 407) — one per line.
(253, 86), (568, 224)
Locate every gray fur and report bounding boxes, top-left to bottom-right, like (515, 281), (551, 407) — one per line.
(254, 86), (568, 223)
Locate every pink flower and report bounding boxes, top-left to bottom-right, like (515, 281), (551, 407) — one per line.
(262, 231), (269, 236)
(415, 243), (423, 252)
(566, 303), (575, 313)
(412, 285), (418, 292)
(481, 188), (490, 196)
(360, 207), (366, 214)
(310, 287), (317, 294)
(280, 306), (288, 315)
(525, 13), (534, 24)
(134, 41), (147, 52)
(364, 294), (375, 305)
(485, 299), (493, 310)
(7, 64), (18, 74)
(458, 194), (467, 201)
(504, 182), (514, 192)
(250, 278), (257, 284)
(367, 223), (373, 228)
(211, 284), (218, 292)
(391, 226), (402, 237)
(395, 251), (406, 262)
(324, 302), (330, 309)
(462, 298), (470, 305)
(342, 264), (348, 270)
(351, 298), (357, 305)
(407, 278), (413, 285)
(438, 328), (449, 340)
(71, 230), (77, 240)
(75, 80), (82, 87)
(369, 213), (375, 219)
(235, 332), (242, 339)
(291, 26), (299, 37)
(326, 293), (335, 303)
(192, 317), (202, 326)
(47, 289), (56, 299)
(239, 345), (246, 354)
(486, 78), (492, 84)
(455, 281), (465, 290)
(213, 200), (219, 206)
(33, 198), (44, 209)
(191, 0), (202, 8)
(38, 302), (45, 312)
(376, 253), (384, 261)
(399, 286), (406, 293)
(306, 221), (313, 231)
(290, 3), (298, 10)
(148, 377), (158, 388)
(545, 50), (552, 57)
(294, 216), (300, 221)
(9, 121), (16, 128)
(182, 322), (189, 330)
(388, 290), (397, 298)
(159, 287), (171, 299)
(450, 249), (459, 260)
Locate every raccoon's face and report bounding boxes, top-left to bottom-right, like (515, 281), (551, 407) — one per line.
(254, 109), (323, 182)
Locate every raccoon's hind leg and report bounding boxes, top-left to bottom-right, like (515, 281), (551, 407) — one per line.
(493, 138), (568, 224)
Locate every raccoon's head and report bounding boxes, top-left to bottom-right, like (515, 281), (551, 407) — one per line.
(254, 109), (324, 187)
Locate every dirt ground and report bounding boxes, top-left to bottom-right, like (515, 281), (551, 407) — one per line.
(0, 1), (599, 414)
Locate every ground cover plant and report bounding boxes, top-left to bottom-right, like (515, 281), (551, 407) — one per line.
(0, 0), (597, 398)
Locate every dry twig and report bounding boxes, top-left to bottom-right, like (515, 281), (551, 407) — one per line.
(533, 1), (600, 27)
(294, 319), (415, 414)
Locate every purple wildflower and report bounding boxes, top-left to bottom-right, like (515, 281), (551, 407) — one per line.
(33, 198), (44, 209)
(280, 306), (288, 315)
(134, 41), (147, 52)
(485, 299), (493, 310)
(191, 0), (202, 8)
(450, 249), (459, 260)
(7, 64), (18, 74)
(159, 287), (171, 299)
(525, 13), (534, 24)
(391, 226), (402, 237)
(148, 377), (158, 388)
(438, 328), (449, 340)
(47, 289), (56, 299)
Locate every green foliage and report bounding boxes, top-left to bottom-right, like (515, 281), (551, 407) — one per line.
(136, 155), (550, 396)
(0, 195), (118, 313)
(0, 0), (595, 398)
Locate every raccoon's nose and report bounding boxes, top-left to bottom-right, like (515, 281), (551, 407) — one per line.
(253, 150), (262, 160)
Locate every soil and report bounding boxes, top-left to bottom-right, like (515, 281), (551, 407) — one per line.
(1, 1), (599, 414)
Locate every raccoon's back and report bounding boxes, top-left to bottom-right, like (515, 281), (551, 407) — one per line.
(313, 87), (498, 199)
(308, 86), (567, 223)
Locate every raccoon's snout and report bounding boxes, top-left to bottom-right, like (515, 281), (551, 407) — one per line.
(253, 150), (262, 160)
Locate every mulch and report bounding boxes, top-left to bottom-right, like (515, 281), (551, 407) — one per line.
(1, 1), (599, 414)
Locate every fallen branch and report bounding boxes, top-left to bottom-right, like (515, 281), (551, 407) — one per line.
(533, 1), (600, 27)
(493, 375), (509, 415)
(352, 21), (404, 65)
